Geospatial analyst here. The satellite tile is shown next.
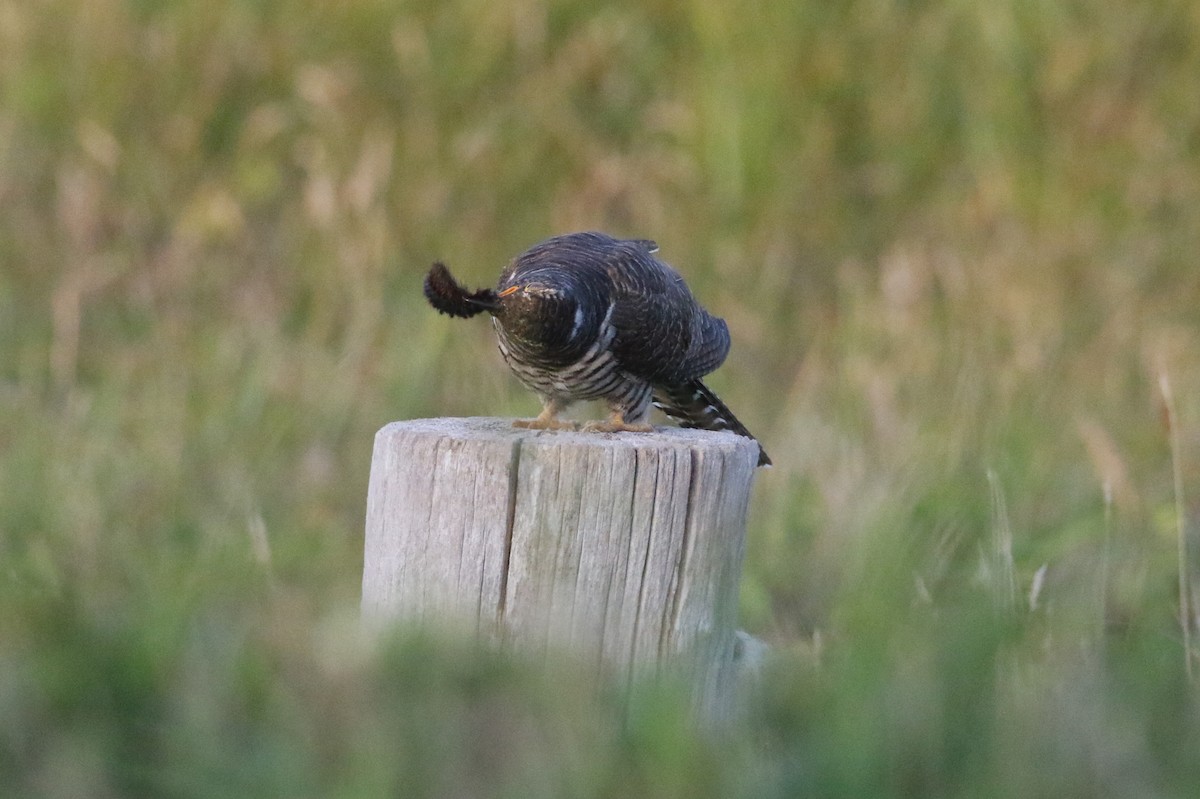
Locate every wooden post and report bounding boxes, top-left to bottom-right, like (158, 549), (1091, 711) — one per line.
(362, 417), (758, 718)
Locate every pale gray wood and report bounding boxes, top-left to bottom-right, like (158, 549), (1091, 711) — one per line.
(362, 417), (758, 716)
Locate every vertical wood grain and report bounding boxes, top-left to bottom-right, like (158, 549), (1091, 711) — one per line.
(362, 417), (758, 716)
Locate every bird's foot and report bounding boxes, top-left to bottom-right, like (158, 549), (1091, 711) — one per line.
(581, 419), (655, 433)
(513, 415), (578, 431)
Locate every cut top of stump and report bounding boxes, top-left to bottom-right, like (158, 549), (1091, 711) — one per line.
(371, 416), (760, 458)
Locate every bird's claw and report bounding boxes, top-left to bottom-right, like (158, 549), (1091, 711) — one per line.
(581, 420), (654, 433)
(513, 417), (579, 431)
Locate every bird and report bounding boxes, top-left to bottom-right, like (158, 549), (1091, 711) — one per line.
(423, 231), (770, 466)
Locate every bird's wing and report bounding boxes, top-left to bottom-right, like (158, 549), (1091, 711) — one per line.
(605, 242), (731, 383)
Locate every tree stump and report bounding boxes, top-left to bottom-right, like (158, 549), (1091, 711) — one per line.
(362, 417), (758, 717)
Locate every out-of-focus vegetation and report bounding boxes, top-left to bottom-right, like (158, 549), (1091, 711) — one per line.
(3, 0), (1200, 795)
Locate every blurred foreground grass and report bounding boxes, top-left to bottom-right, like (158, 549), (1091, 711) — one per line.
(3, 0), (1200, 795)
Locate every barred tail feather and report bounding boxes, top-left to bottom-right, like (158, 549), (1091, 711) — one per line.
(653, 380), (771, 467)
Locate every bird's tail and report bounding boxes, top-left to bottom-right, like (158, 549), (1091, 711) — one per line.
(424, 262), (499, 318)
(653, 380), (771, 467)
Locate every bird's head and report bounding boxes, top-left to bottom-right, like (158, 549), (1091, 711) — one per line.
(496, 282), (560, 303)
(492, 274), (589, 358)
(495, 281), (569, 323)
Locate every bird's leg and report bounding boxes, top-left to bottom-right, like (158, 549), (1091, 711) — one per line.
(513, 397), (578, 431)
(582, 406), (654, 434)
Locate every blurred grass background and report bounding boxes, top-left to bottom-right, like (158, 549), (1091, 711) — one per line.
(3, 0), (1200, 795)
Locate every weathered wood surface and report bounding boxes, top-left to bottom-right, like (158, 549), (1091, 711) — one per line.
(362, 417), (758, 714)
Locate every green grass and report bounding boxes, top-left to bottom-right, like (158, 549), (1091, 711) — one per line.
(3, 0), (1200, 795)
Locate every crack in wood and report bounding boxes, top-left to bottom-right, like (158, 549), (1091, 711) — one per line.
(497, 436), (522, 627)
(662, 447), (700, 659)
